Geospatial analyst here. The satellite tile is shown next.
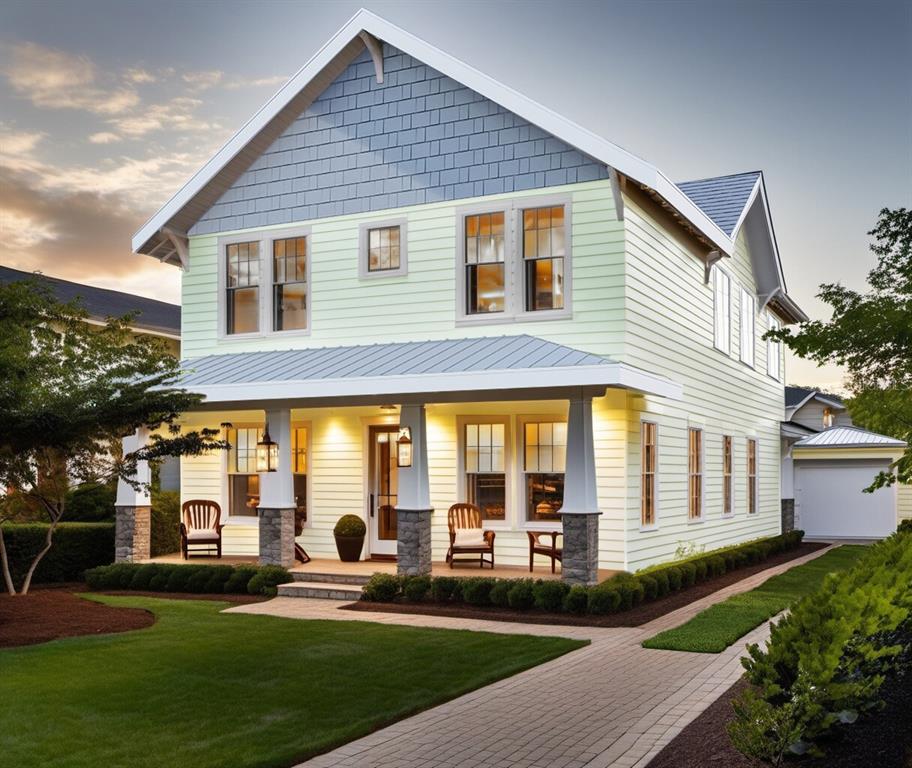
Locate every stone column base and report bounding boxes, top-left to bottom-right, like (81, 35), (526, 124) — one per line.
(258, 507), (295, 568)
(561, 512), (601, 586)
(115, 505), (151, 563)
(396, 508), (433, 576)
(781, 499), (795, 534)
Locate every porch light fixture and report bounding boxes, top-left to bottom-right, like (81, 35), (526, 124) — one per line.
(396, 426), (412, 467)
(379, 404), (397, 412)
(256, 424), (279, 472)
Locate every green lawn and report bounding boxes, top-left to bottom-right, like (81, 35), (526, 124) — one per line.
(0, 595), (585, 768)
(642, 545), (867, 653)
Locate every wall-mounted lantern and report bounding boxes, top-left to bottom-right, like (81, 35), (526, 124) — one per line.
(256, 424), (279, 472)
(396, 426), (412, 467)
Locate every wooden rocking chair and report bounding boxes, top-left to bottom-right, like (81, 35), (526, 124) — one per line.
(446, 503), (495, 569)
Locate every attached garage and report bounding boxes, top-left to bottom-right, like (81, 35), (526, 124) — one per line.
(791, 426), (907, 540)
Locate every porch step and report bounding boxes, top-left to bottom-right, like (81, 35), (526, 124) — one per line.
(290, 571), (374, 586)
(277, 581), (363, 601)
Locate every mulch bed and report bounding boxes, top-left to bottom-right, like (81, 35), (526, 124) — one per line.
(342, 542), (827, 628)
(648, 672), (912, 768)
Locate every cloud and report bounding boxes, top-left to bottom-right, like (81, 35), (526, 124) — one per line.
(182, 69), (223, 90)
(224, 74), (288, 90)
(5, 42), (138, 115)
(107, 96), (221, 139)
(0, 126), (44, 155)
(89, 131), (122, 144)
(124, 68), (156, 84)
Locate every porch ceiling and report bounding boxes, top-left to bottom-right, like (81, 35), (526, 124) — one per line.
(174, 335), (682, 409)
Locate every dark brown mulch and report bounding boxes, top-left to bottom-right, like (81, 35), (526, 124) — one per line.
(0, 583), (154, 649)
(648, 673), (912, 768)
(342, 542), (827, 628)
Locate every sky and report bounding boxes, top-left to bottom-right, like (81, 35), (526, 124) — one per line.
(1, 0), (910, 390)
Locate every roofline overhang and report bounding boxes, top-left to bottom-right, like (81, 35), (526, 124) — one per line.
(132, 8), (734, 261)
(178, 360), (683, 411)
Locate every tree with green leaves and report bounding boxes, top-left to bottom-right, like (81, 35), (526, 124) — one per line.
(770, 208), (912, 490)
(0, 278), (225, 595)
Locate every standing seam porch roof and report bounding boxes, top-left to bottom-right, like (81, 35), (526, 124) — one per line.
(794, 426), (907, 449)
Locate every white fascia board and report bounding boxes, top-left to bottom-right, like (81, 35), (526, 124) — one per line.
(184, 362), (683, 405)
(133, 8), (734, 257)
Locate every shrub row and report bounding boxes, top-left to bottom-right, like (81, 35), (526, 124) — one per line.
(84, 562), (292, 597)
(730, 529), (912, 764)
(1, 523), (114, 584)
(361, 530), (805, 616)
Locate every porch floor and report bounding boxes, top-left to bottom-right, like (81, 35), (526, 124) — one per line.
(145, 554), (617, 581)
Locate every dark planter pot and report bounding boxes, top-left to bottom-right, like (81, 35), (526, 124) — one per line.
(334, 534), (364, 562)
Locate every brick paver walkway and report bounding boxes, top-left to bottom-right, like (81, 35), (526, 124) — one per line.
(227, 545), (834, 768)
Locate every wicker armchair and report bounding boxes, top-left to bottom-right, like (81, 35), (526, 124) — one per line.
(446, 503), (495, 569)
(180, 500), (223, 559)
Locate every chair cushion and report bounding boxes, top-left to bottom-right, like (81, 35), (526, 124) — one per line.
(453, 529), (487, 548)
(186, 530), (219, 541)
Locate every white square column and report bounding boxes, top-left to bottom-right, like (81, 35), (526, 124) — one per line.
(115, 427), (152, 562)
(396, 403), (433, 576)
(257, 408), (295, 568)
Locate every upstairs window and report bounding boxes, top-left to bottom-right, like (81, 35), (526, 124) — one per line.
(767, 314), (782, 380)
(740, 288), (755, 367)
(641, 421), (657, 527)
(524, 421), (566, 521)
(226, 241), (260, 334)
(464, 211), (506, 314)
(688, 427), (703, 520)
(523, 205), (566, 311)
(273, 237), (307, 332)
(360, 220), (407, 278)
(823, 407), (835, 429)
(368, 226), (401, 273)
(464, 422), (507, 522)
(713, 267), (731, 353)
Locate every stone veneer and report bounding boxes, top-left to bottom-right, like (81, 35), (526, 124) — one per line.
(781, 499), (795, 534)
(397, 508), (433, 576)
(258, 507), (295, 568)
(561, 513), (600, 585)
(114, 505), (151, 563)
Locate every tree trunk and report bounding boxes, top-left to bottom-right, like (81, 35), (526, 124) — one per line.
(19, 518), (58, 595)
(0, 527), (15, 596)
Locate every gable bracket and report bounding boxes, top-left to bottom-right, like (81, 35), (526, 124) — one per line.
(703, 250), (723, 284)
(358, 31), (384, 83)
(161, 227), (190, 272)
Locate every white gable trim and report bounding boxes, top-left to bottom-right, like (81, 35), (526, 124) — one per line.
(132, 8), (733, 260)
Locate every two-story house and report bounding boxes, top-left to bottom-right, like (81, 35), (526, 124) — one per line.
(117, 9), (808, 583)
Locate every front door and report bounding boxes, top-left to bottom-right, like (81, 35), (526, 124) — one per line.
(368, 426), (399, 557)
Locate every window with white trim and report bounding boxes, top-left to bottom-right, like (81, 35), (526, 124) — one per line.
(226, 241), (260, 335)
(273, 236), (307, 332)
(523, 205), (566, 311)
(722, 435), (733, 517)
(227, 426), (262, 517)
(740, 288), (755, 367)
(524, 421), (566, 521)
(747, 438), (758, 514)
(463, 422), (507, 522)
(464, 211), (506, 315)
(713, 267), (731, 353)
(688, 427), (703, 520)
(767, 314), (782, 380)
(641, 421), (657, 527)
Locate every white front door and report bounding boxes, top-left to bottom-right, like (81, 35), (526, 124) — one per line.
(368, 426), (399, 557)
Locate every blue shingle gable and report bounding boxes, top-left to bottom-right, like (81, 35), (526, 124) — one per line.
(190, 44), (609, 235)
(676, 171), (760, 237)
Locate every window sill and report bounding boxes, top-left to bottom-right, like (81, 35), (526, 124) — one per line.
(687, 517), (705, 525)
(721, 513), (735, 520)
(639, 524), (659, 533)
(269, 327), (312, 338)
(359, 269), (408, 280)
(226, 516), (259, 525)
(522, 521), (563, 532)
(455, 309), (572, 327)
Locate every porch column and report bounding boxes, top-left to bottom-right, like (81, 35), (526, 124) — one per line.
(396, 403), (433, 576)
(560, 393), (602, 586)
(257, 408), (295, 568)
(114, 427), (152, 563)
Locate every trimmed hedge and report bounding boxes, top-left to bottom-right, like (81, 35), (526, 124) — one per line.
(84, 562), (292, 597)
(1, 523), (114, 584)
(360, 530), (806, 617)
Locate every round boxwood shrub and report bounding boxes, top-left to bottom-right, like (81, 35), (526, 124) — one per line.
(587, 584), (621, 615)
(665, 566), (683, 592)
(403, 575), (432, 602)
(507, 579), (535, 610)
(610, 573), (645, 609)
(204, 565), (234, 593)
(732, 550), (749, 569)
(652, 569), (670, 597)
(165, 565), (196, 592)
(533, 580), (569, 613)
(489, 579), (512, 608)
(361, 572), (401, 602)
(224, 566), (258, 594)
(431, 576), (460, 603)
(149, 570), (170, 591)
(693, 559), (709, 582)
(461, 577), (496, 606)
(563, 584), (589, 614)
(638, 574), (658, 601)
(247, 565), (292, 597)
(707, 555), (726, 578)
(129, 564), (160, 591)
(186, 568), (213, 593)
(333, 514), (367, 537)
(678, 561), (697, 587)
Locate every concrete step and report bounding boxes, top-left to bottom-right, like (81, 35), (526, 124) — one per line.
(290, 571), (374, 586)
(277, 581), (363, 600)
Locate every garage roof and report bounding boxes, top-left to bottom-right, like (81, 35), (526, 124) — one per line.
(794, 426), (906, 449)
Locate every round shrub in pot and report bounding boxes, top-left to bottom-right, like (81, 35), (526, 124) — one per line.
(333, 514), (367, 561)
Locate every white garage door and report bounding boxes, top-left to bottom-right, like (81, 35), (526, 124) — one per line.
(795, 460), (896, 539)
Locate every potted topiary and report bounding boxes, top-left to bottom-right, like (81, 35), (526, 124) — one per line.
(333, 514), (366, 561)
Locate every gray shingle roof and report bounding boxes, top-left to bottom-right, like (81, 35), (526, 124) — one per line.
(676, 171), (761, 237)
(0, 266), (180, 336)
(794, 426), (906, 448)
(785, 385), (845, 410)
(179, 335), (611, 387)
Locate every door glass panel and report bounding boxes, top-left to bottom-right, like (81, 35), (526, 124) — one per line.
(375, 428), (399, 541)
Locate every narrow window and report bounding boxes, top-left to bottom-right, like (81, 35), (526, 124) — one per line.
(722, 435), (733, 516)
(464, 422), (506, 522)
(767, 315), (782, 380)
(226, 241), (259, 334)
(740, 288), (755, 367)
(688, 428), (703, 520)
(523, 205), (566, 311)
(227, 426), (261, 516)
(641, 421), (657, 527)
(822, 407), (834, 428)
(465, 211), (505, 314)
(524, 421), (566, 521)
(273, 236), (307, 331)
(367, 225), (401, 273)
(292, 426), (308, 523)
(713, 267), (731, 353)
(747, 438), (758, 514)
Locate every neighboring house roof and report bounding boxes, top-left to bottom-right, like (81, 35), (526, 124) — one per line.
(176, 334), (682, 407)
(793, 426), (906, 449)
(784, 385), (846, 418)
(0, 265), (181, 338)
(781, 421), (818, 440)
(677, 171), (761, 238)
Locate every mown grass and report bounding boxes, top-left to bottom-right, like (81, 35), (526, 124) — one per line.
(642, 546), (867, 653)
(0, 594), (585, 768)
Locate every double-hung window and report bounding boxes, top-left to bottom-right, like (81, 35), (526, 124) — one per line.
(713, 267), (731, 353)
(740, 288), (755, 367)
(688, 427), (703, 520)
(273, 237), (307, 332)
(464, 211), (506, 314)
(464, 422), (507, 522)
(641, 422), (657, 527)
(226, 241), (260, 334)
(747, 439), (758, 514)
(523, 205), (566, 311)
(722, 435), (733, 517)
(226, 426), (261, 517)
(524, 421), (566, 521)
(767, 314), (782, 380)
